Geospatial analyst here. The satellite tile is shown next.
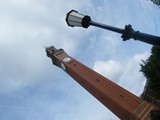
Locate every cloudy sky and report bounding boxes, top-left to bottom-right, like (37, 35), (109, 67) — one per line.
(0, 0), (160, 120)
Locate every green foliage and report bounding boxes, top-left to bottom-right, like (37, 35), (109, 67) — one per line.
(150, 109), (160, 120)
(140, 46), (160, 99)
(151, 0), (160, 6)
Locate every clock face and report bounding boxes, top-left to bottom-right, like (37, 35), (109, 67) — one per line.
(63, 57), (71, 62)
(61, 63), (66, 70)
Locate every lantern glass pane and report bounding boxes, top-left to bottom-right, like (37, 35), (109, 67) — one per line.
(68, 15), (82, 23)
(70, 11), (84, 18)
(68, 21), (82, 27)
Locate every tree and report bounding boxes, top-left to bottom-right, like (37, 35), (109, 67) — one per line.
(140, 46), (160, 119)
(140, 46), (160, 99)
(151, 0), (160, 6)
(150, 110), (160, 120)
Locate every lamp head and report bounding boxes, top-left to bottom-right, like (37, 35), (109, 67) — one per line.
(66, 10), (91, 28)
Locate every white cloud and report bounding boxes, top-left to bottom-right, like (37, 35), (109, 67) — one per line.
(0, 0), (159, 120)
(94, 60), (122, 82)
(0, 0), (92, 93)
(93, 52), (150, 96)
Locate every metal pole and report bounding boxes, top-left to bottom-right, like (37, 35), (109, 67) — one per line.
(90, 21), (124, 34)
(122, 25), (160, 46)
(90, 21), (160, 46)
(132, 31), (160, 46)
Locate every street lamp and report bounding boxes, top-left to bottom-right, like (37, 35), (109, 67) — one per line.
(66, 10), (91, 28)
(66, 10), (160, 46)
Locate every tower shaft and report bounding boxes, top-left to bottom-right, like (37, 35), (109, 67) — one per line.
(46, 46), (158, 120)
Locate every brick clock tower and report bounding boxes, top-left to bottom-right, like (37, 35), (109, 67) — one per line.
(46, 46), (159, 120)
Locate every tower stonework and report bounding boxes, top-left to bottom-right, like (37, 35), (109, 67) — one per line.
(46, 46), (159, 120)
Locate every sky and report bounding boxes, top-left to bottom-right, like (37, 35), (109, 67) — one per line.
(0, 0), (160, 120)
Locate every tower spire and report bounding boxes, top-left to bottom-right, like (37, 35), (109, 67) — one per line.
(46, 46), (159, 120)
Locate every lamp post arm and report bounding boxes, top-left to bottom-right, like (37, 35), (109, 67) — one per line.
(90, 21), (160, 46)
(90, 21), (124, 34)
(121, 25), (160, 46)
(134, 32), (160, 46)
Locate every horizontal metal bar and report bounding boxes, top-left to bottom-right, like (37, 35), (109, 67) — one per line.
(90, 21), (124, 34)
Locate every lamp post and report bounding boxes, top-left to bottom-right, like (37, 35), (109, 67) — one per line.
(66, 10), (160, 46)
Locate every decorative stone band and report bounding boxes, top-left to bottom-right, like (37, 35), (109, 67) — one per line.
(46, 46), (67, 67)
(140, 106), (153, 120)
(130, 101), (145, 120)
(130, 101), (155, 120)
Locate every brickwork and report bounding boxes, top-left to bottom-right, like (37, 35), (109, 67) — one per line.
(46, 46), (159, 120)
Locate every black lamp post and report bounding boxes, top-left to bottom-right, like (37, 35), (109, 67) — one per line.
(66, 10), (160, 46)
